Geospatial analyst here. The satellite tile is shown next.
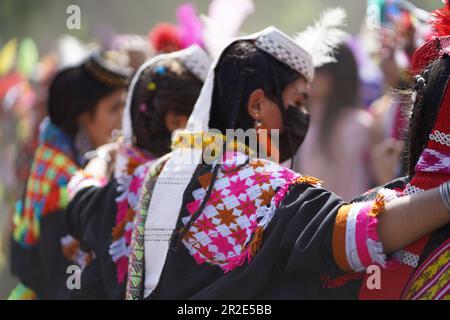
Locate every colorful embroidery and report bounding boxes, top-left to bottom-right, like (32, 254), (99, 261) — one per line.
(126, 155), (169, 300)
(402, 238), (450, 300)
(415, 148), (450, 174)
(13, 137), (79, 247)
(181, 152), (321, 272)
(110, 145), (154, 284)
(332, 188), (399, 272)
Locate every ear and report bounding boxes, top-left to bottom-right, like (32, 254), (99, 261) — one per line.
(164, 111), (188, 132)
(247, 89), (265, 121)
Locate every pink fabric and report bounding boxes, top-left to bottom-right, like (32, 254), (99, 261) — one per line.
(354, 204), (373, 268)
(415, 148), (450, 174)
(183, 153), (302, 272)
(116, 257), (129, 284)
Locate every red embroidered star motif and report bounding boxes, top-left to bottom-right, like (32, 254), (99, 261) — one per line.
(194, 215), (216, 233)
(226, 176), (248, 198)
(217, 208), (237, 227)
(212, 232), (235, 256)
(249, 159), (266, 169)
(237, 197), (257, 216)
(258, 187), (274, 206)
(184, 228), (197, 242)
(230, 226), (248, 245)
(198, 172), (213, 189)
(197, 244), (217, 261)
(208, 189), (223, 207)
(252, 172), (271, 186)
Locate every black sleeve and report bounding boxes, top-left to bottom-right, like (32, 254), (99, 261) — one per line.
(65, 182), (115, 253)
(67, 258), (108, 300)
(64, 181), (119, 299)
(277, 184), (345, 277)
(10, 209), (73, 299)
(9, 237), (45, 297)
(37, 210), (72, 299)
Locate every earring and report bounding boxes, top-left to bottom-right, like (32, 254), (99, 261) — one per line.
(75, 125), (94, 162)
(255, 120), (263, 131)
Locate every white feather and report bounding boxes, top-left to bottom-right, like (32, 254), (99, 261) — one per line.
(202, 0), (255, 59)
(294, 7), (348, 67)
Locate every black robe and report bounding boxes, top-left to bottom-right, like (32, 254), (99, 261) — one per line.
(65, 170), (449, 300)
(65, 180), (125, 299)
(10, 208), (72, 299)
(66, 164), (360, 300)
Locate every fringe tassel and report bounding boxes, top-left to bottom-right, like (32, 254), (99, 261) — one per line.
(249, 226), (264, 258)
(222, 226), (265, 273)
(368, 194), (385, 218)
(294, 175), (323, 187)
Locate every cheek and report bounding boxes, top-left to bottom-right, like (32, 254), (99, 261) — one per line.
(100, 105), (122, 130)
(90, 107), (118, 139)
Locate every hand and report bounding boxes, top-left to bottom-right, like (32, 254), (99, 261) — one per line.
(84, 143), (119, 179)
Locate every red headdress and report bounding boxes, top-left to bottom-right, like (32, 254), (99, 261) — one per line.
(148, 23), (183, 54)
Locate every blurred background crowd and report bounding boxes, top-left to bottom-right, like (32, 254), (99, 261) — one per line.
(0, 0), (442, 298)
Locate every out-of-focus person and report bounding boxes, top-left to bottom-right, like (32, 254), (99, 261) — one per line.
(294, 44), (374, 201)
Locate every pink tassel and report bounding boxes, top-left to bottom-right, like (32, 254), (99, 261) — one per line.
(116, 200), (128, 223)
(176, 3), (204, 49)
(223, 250), (252, 273)
(116, 256), (129, 284)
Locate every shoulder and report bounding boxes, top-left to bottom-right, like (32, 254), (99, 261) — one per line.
(351, 176), (409, 202)
(36, 143), (79, 179)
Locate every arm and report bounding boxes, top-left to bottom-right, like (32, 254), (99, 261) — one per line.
(282, 181), (449, 275)
(333, 184), (450, 272)
(379, 187), (448, 253)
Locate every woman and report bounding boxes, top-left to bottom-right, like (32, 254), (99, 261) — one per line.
(320, 3), (450, 299)
(65, 46), (211, 299)
(9, 51), (130, 300)
(295, 44), (374, 201)
(124, 13), (450, 300)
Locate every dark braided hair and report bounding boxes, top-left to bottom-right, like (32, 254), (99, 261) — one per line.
(129, 59), (203, 157)
(407, 56), (450, 176)
(209, 41), (301, 133)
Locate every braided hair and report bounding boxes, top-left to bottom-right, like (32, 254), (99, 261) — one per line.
(407, 55), (450, 176)
(129, 59), (203, 157)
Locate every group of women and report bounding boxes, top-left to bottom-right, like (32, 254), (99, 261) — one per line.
(8, 4), (450, 300)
